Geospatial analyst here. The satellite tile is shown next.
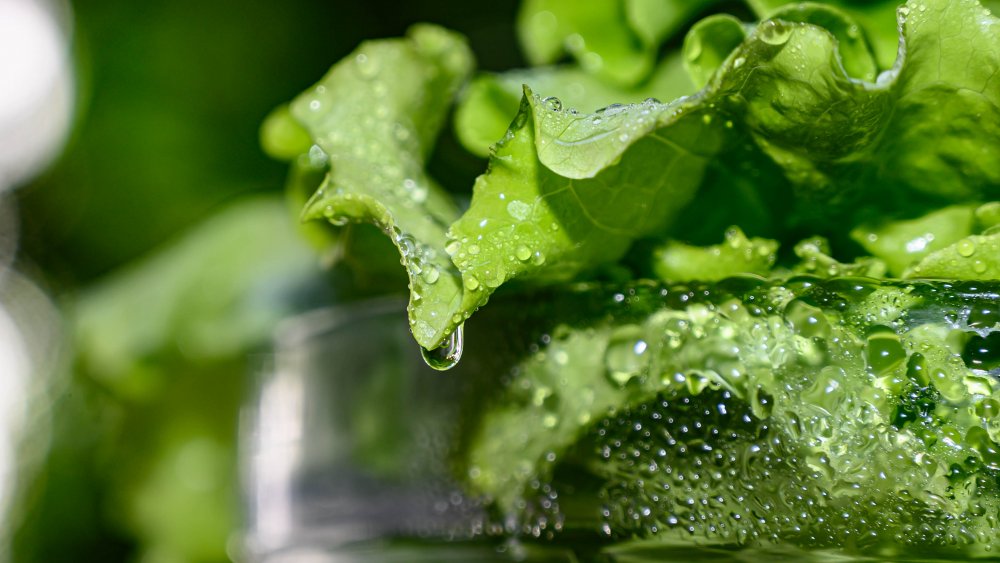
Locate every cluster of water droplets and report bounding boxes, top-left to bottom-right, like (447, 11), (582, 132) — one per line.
(486, 278), (1000, 556)
(532, 92), (673, 153)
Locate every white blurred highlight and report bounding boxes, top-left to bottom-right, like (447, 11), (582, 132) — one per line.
(0, 272), (62, 561)
(0, 0), (74, 191)
(245, 363), (305, 554)
(0, 0), (74, 557)
(0, 294), (29, 544)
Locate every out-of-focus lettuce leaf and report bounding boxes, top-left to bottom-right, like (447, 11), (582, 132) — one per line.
(518, 0), (657, 86)
(75, 196), (319, 400)
(20, 196), (323, 563)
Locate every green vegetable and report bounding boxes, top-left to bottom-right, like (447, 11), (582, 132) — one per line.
(268, 0), (1000, 556)
(461, 278), (1000, 555)
(24, 198), (322, 562)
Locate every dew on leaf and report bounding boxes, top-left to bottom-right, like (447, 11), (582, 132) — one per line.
(758, 20), (792, 46)
(420, 324), (463, 370)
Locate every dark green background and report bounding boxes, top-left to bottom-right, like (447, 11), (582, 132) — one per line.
(20, 0), (522, 289)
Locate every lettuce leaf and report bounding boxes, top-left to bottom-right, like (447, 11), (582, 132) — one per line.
(462, 279), (1000, 554)
(516, 0), (718, 86)
(284, 0), (1000, 352)
(289, 25), (473, 350)
(266, 0), (1000, 555)
(454, 52), (695, 158)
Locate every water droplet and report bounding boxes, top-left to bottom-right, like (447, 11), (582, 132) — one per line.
(963, 332), (1000, 371)
(957, 238), (976, 257)
(507, 200), (531, 221)
(702, 114), (713, 125)
(308, 99), (321, 111)
(466, 275), (480, 291)
(307, 145), (328, 167)
(541, 96), (562, 111)
(421, 266), (440, 284)
(354, 52), (378, 78)
(977, 399), (1000, 420)
(515, 245), (532, 261)
(783, 299), (831, 338)
(733, 56), (746, 68)
(604, 326), (648, 387)
(467, 244), (481, 255)
(421, 325), (464, 370)
(759, 20), (792, 46)
(866, 329), (906, 375)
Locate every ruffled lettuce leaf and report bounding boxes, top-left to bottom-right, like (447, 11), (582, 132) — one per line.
(749, 0), (903, 69)
(650, 226), (778, 282)
(454, 52), (695, 157)
(450, 0), (998, 336)
(289, 25), (473, 350)
(287, 0), (1000, 352)
(791, 236), (888, 278)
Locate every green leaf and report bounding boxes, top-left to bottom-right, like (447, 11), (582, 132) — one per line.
(976, 201), (1000, 231)
(291, 25), (473, 349)
(451, 0), (1000, 310)
(463, 280), (1000, 553)
(748, 0), (902, 70)
(259, 104), (313, 161)
(651, 226), (778, 282)
(625, 0), (720, 47)
(291, 0), (1000, 353)
(791, 236), (887, 278)
(446, 90), (722, 312)
(851, 205), (977, 277)
(74, 197), (318, 400)
(517, 0), (655, 86)
(905, 232), (1000, 279)
(682, 14), (748, 89)
(454, 52), (695, 157)
(707, 0), (1000, 222)
(767, 3), (879, 82)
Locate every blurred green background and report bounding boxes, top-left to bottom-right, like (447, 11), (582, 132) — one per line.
(11, 1), (519, 561)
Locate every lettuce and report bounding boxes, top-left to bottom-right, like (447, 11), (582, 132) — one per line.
(267, 0), (1000, 555)
(272, 0), (1000, 354)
